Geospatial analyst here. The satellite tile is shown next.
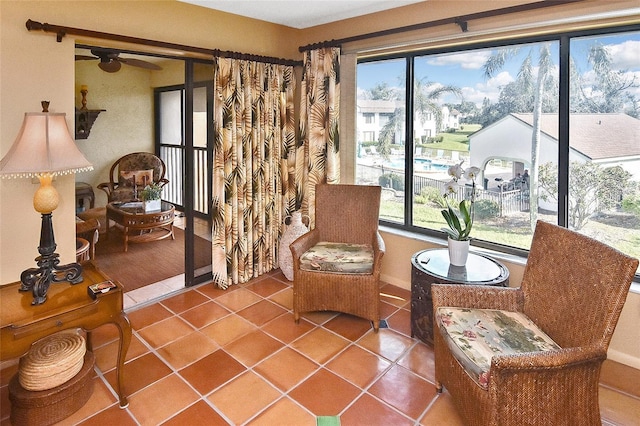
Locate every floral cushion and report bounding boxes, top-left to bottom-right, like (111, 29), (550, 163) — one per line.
(300, 242), (374, 274)
(436, 307), (561, 389)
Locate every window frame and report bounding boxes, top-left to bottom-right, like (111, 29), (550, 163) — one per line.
(356, 23), (640, 265)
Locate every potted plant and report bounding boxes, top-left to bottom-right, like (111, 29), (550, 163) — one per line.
(140, 183), (162, 212)
(440, 161), (480, 266)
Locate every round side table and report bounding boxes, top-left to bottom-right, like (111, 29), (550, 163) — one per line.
(410, 248), (509, 345)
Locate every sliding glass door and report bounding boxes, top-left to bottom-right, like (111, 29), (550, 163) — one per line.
(155, 59), (213, 286)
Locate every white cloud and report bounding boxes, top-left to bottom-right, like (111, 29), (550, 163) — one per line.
(606, 40), (640, 70)
(461, 71), (514, 106)
(427, 51), (492, 70)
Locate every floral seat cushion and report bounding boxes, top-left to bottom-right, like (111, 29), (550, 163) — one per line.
(300, 241), (374, 274)
(436, 307), (561, 389)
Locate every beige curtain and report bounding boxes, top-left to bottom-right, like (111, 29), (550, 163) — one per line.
(211, 57), (296, 289)
(297, 47), (341, 229)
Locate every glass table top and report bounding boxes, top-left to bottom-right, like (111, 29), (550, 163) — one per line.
(413, 248), (505, 283)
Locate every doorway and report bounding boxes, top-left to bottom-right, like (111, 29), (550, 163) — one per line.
(75, 45), (213, 296)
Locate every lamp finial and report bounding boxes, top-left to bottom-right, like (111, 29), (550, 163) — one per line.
(41, 101), (50, 112)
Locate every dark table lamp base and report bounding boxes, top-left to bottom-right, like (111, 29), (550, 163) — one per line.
(18, 213), (83, 305)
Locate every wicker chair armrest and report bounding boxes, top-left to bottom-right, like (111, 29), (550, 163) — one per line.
(290, 228), (320, 262)
(432, 284), (523, 311)
(373, 231), (385, 255)
(487, 346), (607, 424)
(367, 231), (385, 274)
(491, 346), (606, 373)
(75, 218), (100, 235)
(97, 182), (115, 197)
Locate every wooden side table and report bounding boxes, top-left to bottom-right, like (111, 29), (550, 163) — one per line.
(411, 248), (509, 345)
(1, 263), (131, 407)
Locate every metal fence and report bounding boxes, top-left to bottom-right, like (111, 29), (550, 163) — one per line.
(160, 145), (209, 215)
(358, 164), (529, 216)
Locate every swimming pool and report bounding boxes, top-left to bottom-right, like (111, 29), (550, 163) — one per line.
(385, 157), (450, 172)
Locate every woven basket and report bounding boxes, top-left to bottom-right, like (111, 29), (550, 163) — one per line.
(9, 351), (95, 426)
(19, 331), (86, 391)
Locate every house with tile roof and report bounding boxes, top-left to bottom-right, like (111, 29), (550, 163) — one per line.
(469, 112), (640, 210)
(471, 112), (640, 176)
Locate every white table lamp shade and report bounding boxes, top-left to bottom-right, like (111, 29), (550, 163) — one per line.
(0, 112), (93, 178)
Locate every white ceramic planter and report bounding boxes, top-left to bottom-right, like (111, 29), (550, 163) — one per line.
(448, 237), (470, 266)
(279, 211), (309, 281)
(144, 199), (161, 213)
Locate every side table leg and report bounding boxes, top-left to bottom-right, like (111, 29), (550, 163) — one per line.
(112, 312), (132, 408)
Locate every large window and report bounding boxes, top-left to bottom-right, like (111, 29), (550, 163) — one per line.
(356, 26), (640, 273)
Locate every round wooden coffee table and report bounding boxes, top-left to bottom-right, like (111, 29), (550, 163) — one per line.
(106, 201), (175, 252)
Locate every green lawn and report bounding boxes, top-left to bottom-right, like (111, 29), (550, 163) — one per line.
(421, 125), (482, 153)
(381, 198), (640, 261)
(381, 199), (534, 249)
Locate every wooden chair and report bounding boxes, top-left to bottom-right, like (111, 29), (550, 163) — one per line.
(75, 217), (100, 260)
(97, 152), (168, 202)
(75, 238), (91, 263)
(290, 184), (385, 331)
(432, 220), (638, 426)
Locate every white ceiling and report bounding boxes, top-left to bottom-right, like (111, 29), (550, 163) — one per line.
(178, 0), (425, 29)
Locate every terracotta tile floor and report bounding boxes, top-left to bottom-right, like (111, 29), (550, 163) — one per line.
(1, 270), (640, 425)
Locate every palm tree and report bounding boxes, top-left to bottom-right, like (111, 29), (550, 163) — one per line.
(372, 76), (461, 159)
(572, 43), (639, 117)
(483, 43), (555, 231)
(414, 76), (462, 133)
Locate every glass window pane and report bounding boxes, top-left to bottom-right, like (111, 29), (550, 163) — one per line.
(569, 31), (640, 270)
(356, 58), (406, 224)
(411, 42), (559, 249)
(159, 90), (183, 146)
(193, 86), (208, 149)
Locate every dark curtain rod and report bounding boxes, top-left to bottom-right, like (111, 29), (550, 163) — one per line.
(25, 19), (303, 67)
(299, 0), (584, 52)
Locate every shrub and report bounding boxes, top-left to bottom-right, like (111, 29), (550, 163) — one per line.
(379, 173), (404, 191)
(473, 199), (500, 219)
(426, 135), (444, 144)
(415, 186), (442, 205)
(622, 194), (640, 216)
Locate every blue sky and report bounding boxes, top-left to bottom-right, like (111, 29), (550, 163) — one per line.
(357, 32), (640, 107)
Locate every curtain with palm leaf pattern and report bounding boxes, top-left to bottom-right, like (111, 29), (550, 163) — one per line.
(211, 57), (296, 289)
(297, 47), (341, 229)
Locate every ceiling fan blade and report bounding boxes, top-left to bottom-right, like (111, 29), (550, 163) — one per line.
(98, 60), (122, 73)
(118, 57), (162, 71)
(75, 55), (98, 61)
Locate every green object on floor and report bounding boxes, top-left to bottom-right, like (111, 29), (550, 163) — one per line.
(317, 416), (340, 426)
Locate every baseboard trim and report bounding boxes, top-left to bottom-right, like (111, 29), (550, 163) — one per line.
(607, 348), (640, 371)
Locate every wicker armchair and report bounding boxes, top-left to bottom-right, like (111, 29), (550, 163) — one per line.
(432, 220), (638, 426)
(97, 152), (168, 202)
(290, 184), (385, 331)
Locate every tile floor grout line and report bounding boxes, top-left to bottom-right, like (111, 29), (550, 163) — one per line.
(123, 319), (235, 425)
(4, 273), (638, 425)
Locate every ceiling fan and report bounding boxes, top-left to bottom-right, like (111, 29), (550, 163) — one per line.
(75, 48), (162, 73)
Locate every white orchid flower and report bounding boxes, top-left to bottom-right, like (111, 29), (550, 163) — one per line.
(443, 179), (458, 196)
(448, 161), (464, 180)
(464, 166), (481, 182)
